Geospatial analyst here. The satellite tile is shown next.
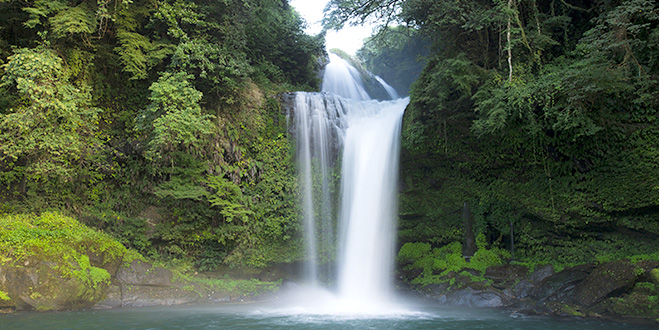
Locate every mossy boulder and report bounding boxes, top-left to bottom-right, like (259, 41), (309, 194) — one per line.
(0, 212), (131, 311)
(603, 289), (659, 318)
(0, 262), (109, 311)
(651, 268), (659, 286)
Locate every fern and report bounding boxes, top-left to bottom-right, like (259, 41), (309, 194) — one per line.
(49, 3), (97, 39)
(114, 30), (174, 79)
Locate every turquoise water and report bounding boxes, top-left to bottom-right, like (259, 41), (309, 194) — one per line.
(1, 303), (655, 330)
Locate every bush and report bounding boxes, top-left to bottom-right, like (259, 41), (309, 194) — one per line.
(398, 234), (510, 287)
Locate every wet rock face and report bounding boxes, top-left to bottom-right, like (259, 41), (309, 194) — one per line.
(447, 287), (512, 308)
(529, 265), (554, 283)
(531, 266), (589, 302)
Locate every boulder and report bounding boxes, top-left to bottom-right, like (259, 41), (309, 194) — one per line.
(573, 260), (638, 307)
(0, 262), (109, 311)
(511, 280), (535, 299)
(651, 268), (659, 286)
(531, 265), (591, 302)
(604, 289), (659, 317)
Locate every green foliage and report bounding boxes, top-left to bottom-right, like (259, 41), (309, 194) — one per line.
(49, 3), (97, 40)
(114, 30), (174, 80)
(324, 0), (404, 30)
(22, 0), (68, 29)
(137, 71), (213, 162)
(398, 242), (431, 263)
(379, 0), (659, 276)
(357, 25), (429, 95)
(0, 46), (102, 182)
(169, 39), (250, 105)
(0, 0), (317, 273)
(398, 235), (510, 287)
(207, 174), (253, 224)
(0, 212), (134, 286)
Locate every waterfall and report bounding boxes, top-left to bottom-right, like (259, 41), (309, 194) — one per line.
(292, 52), (409, 309)
(321, 53), (371, 101)
(374, 75), (400, 100)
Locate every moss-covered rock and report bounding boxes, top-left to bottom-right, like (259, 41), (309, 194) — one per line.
(651, 268), (659, 286)
(603, 290), (659, 318)
(0, 212), (132, 311)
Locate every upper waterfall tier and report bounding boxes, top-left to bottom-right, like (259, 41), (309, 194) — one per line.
(321, 53), (372, 101)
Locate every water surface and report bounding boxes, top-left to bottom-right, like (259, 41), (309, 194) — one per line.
(2, 302), (654, 330)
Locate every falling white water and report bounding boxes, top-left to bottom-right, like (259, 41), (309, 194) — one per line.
(292, 52), (409, 313)
(337, 99), (404, 304)
(375, 75), (400, 100)
(294, 93), (347, 284)
(322, 53), (371, 101)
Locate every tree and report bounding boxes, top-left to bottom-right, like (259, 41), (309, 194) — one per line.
(136, 71), (213, 164)
(0, 46), (101, 185)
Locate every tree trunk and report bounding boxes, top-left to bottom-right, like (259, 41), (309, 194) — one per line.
(507, 0), (513, 82)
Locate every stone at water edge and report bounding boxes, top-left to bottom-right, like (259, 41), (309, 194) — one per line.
(446, 287), (512, 308)
(120, 285), (199, 308)
(0, 262), (109, 311)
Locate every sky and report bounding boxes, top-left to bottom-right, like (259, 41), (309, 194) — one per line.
(290, 0), (375, 55)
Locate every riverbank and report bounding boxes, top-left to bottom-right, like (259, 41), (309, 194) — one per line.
(399, 260), (659, 325)
(0, 212), (284, 312)
(1, 212), (657, 325)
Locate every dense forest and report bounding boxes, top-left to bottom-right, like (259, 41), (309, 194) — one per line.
(1, 0), (658, 302)
(0, 0), (324, 270)
(334, 0), (659, 273)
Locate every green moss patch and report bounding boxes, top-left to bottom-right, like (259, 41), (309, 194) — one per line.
(0, 212), (140, 310)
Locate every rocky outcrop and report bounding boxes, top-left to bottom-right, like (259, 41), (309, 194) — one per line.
(0, 262), (104, 311)
(418, 260), (659, 321)
(0, 257), (270, 312)
(93, 260), (207, 309)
